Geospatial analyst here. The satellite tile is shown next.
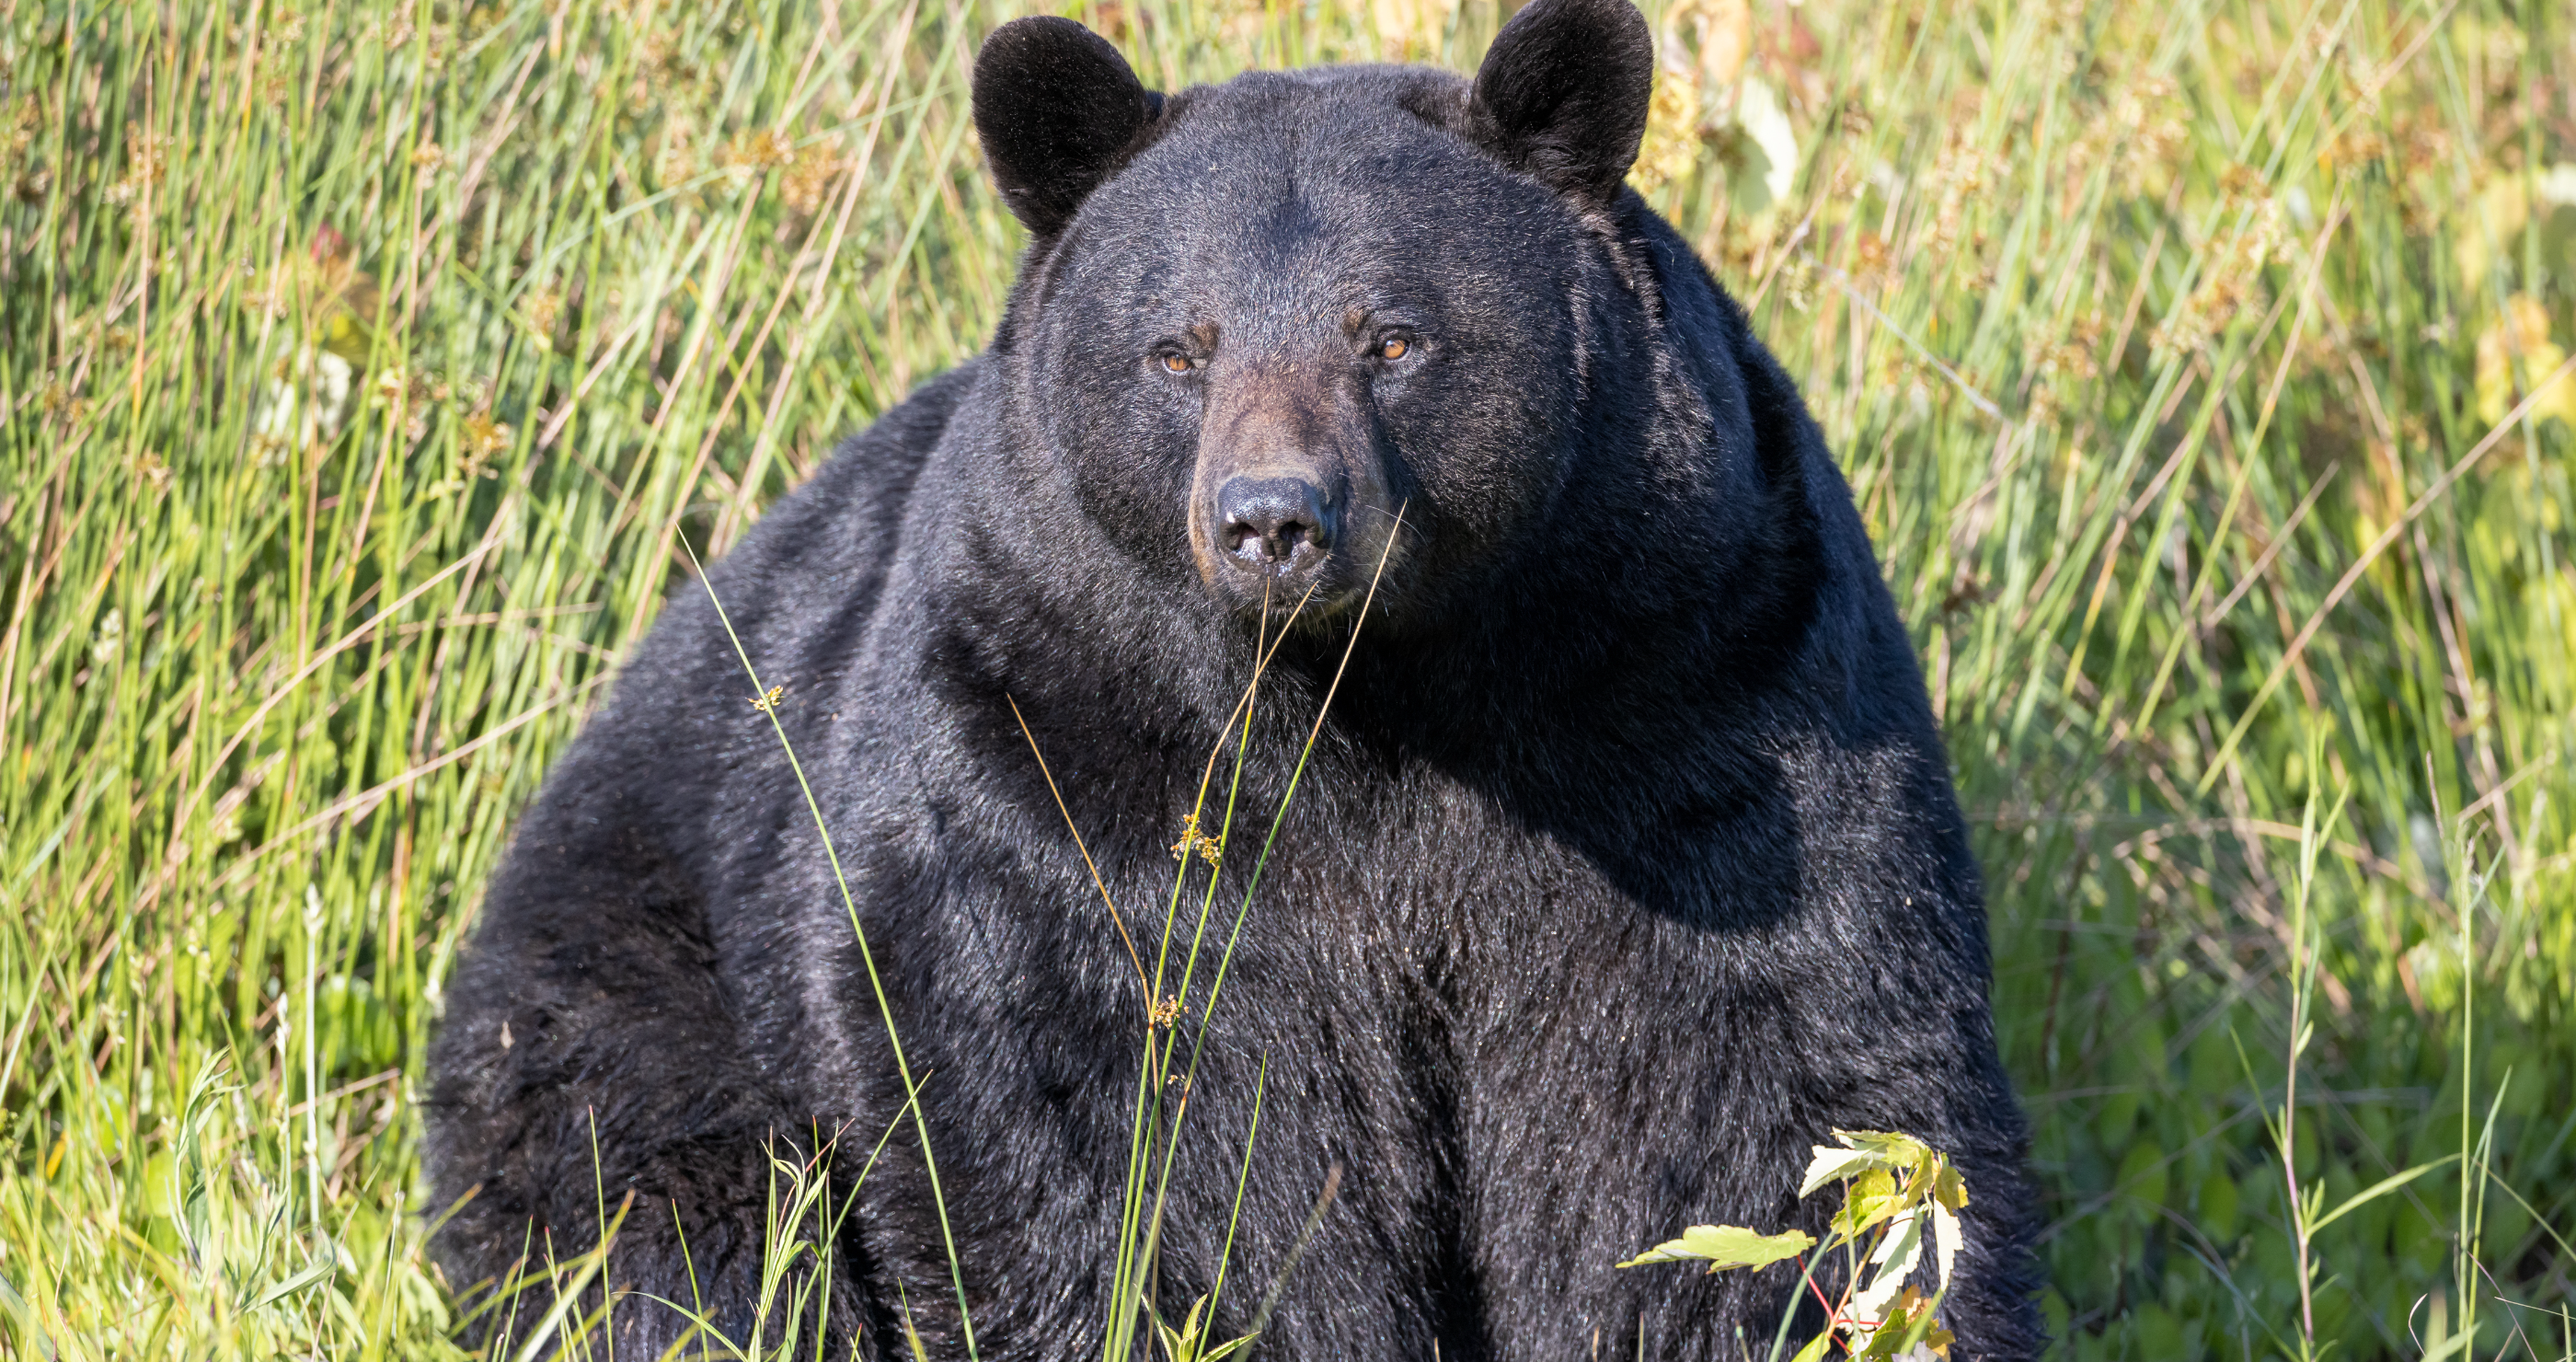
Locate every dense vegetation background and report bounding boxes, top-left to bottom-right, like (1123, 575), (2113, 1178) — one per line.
(0, 0), (2569, 1356)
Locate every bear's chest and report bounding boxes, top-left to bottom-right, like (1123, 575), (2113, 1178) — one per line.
(1185, 762), (1778, 1040)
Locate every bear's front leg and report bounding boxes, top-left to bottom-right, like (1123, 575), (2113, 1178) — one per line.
(426, 777), (876, 1356)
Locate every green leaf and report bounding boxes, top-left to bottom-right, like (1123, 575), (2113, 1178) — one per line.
(2306, 1155), (2458, 1235)
(1617, 1223), (1816, 1272)
(1833, 1167), (1903, 1239)
(1788, 1330), (1836, 1362)
(1200, 1334), (1261, 1362)
(1147, 1291), (1257, 1362)
(1800, 1144), (1891, 1197)
(1840, 1130), (1934, 1172)
(242, 1257), (336, 1315)
(1801, 1129), (1938, 1198)
(1852, 1287), (1950, 1361)
(1851, 1320), (1911, 1361)
(1848, 1206), (1926, 1324)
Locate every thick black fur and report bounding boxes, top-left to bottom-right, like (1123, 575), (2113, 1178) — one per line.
(426, 1), (2042, 1356)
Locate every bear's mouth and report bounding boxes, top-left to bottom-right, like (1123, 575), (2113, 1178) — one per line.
(1236, 573), (1361, 627)
(1206, 555), (1362, 623)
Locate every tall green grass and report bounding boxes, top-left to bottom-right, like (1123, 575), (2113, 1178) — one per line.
(0, 0), (2567, 1356)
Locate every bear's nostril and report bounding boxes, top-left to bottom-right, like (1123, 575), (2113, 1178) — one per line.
(1214, 476), (1335, 569)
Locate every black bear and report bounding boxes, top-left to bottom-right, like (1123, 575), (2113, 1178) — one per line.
(426, 0), (2041, 1356)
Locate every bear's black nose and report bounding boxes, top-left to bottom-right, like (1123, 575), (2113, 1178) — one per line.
(1216, 476), (1337, 576)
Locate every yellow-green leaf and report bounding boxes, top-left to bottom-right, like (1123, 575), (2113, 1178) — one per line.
(1832, 1167), (1902, 1239)
(1800, 1142), (1887, 1196)
(1840, 1130), (1934, 1172)
(1616, 1223), (1816, 1272)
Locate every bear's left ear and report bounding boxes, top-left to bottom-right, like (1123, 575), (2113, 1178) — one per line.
(972, 17), (1162, 237)
(1466, 0), (1653, 207)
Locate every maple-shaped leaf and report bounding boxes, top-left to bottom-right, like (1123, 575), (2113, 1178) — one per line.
(1851, 1286), (1952, 1360)
(1801, 1129), (1933, 1197)
(1800, 1142), (1886, 1196)
(1832, 1166), (1903, 1240)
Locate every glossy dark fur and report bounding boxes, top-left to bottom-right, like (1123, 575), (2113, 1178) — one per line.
(425, 1), (2041, 1356)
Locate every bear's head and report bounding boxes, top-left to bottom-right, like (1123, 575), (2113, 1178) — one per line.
(972, 0), (1676, 631)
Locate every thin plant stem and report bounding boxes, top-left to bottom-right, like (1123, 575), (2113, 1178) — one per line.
(684, 543), (981, 1362)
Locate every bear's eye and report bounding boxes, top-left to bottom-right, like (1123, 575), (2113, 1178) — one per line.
(1159, 352), (1195, 375)
(1377, 337), (1409, 361)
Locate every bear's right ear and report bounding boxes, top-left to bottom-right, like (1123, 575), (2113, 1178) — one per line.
(1466, 0), (1653, 207)
(972, 17), (1160, 237)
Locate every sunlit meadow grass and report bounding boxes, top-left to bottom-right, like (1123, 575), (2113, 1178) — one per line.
(1, 0), (2570, 1356)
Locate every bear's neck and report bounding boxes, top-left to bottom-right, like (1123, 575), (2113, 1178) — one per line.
(929, 438), (1830, 794)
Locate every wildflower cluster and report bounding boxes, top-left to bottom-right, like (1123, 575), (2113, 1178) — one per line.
(1170, 812), (1222, 869)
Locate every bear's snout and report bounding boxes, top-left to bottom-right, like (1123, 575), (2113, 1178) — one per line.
(1188, 357), (1398, 615)
(1214, 474), (1339, 584)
